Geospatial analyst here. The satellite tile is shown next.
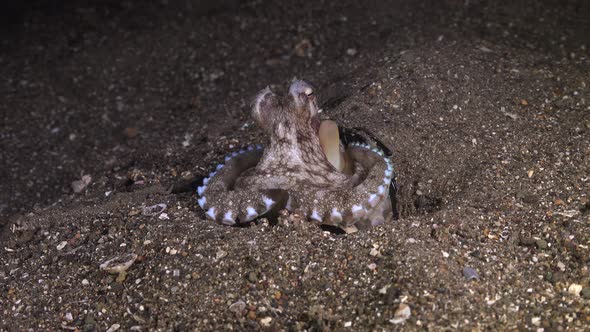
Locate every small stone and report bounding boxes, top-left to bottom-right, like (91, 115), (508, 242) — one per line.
(527, 170), (534, 178)
(216, 250), (228, 259)
(344, 321), (352, 327)
(142, 204), (166, 216)
(520, 99), (528, 106)
(531, 317), (541, 326)
(535, 239), (548, 250)
(158, 213), (169, 220)
(247, 310), (257, 320)
(82, 279), (89, 286)
(367, 263), (377, 270)
(229, 300), (246, 315)
(247, 271), (258, 283)
(72, 174), (92, 193)
(390, 304), (411, 324)
(57, 241), (67, 251)
(568, 283), (582, 296)
(260, 316), (272, 326)
(65, 312), (73, 322)
(462, 267), (479, 280)
(294, 39), (312, 57)
(99, 253), (138, 274)
(369, 248), (381, 257)
(581, 287), (590, 299)
(557, 261), (566, 271)
(106, 324), (121, 332)
(346, 48), (358, 56)
(123, 127), (138, 138)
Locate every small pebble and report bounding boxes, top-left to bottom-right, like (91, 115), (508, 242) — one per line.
(390, 304), (411, 324)
(56, 241), (67, 251)
(99, 253), (138, 274)
(106, 324), (121, 332)
(142, 204), (167, 216)
(260, 316), (272, 326)
(581, 287), (590, 299)
(82, 279), (89, 286)
(568, 283), (582, 296)
(367, 263), (377, 270)
(229, 300), (246, 315)
(216, 250), (228, 259)
(535, 239), (548, 250)
(462, 267), (479, 280)
(247, 271), (258, 283)
(344, 321), (352, 327)
(71, 174), (92, 193)
(247, 310), (256, 320)
(369, 248), (381, 257)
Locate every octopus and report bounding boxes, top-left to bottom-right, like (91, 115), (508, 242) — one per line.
(197, 79), (395, 230)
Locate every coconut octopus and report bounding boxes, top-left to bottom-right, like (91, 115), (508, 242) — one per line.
(197, 80), (395, 230)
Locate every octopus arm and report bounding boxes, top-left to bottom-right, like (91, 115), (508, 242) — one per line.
(287, 143), (395, 227)
(197, 146), (287, 225)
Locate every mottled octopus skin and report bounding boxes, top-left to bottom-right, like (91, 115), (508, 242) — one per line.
(197, 80), (395, 228)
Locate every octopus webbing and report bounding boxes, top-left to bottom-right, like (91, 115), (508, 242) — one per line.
(197, 80), (395, 229)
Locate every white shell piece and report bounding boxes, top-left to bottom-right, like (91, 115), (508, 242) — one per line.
(245, 206), (258, 221)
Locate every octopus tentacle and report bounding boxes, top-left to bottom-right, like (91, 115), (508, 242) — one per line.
(197, 146), (286, 225)
(197, 142), (394, 227)
(289, 143), (394, 227)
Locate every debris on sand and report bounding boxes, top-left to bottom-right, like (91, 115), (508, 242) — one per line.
(99, 253), (138, 274)
(71, 174), (92, 193)
(390, 303), (411, 324)
(229, 300), (246, 315)
(142, 204), (167, 216)
(463, 267), (479, 281)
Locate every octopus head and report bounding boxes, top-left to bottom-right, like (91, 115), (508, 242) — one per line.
(251, 79), (321, 138)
